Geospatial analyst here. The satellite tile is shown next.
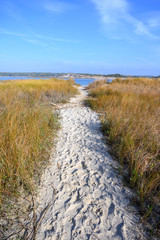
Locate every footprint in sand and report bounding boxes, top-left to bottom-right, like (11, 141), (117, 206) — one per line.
(34, 86), (146, 240)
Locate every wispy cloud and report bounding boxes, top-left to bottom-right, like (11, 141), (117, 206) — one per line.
(0, 0), (22, 20)
(42, 0), (74, 13)
(0, 28), (78, 47)
(136, 57), (154, 63)
(0, 28), (49, 47)
(91, 0), (159, 39)
(0, 29), (27, 38)
(34, 34), (79, 44)
(22, 38), (48, 47)
(146, 11), (160, 28)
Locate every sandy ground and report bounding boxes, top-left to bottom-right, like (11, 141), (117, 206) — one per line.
(35, 86), (145, 240)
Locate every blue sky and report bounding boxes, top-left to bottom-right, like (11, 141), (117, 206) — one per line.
(0, 0), (160, 75)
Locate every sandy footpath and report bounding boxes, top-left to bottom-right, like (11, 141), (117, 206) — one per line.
(35, 86), (144, 240)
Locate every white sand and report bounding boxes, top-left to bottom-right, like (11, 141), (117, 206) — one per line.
(35, 86), (144, 240)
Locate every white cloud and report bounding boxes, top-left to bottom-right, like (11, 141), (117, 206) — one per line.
(91, 0), (129, 25)
(22, 38), (48, 46)
(42, 0), (73, 13)
(0, 29), (27, 38)
(148, 19), (159, 28)
(0, 28), (78, 46)
(0, 29), (49, 46)
(91, 0), (159, 39)
(35, 34), (79, 44)
(136, 57), (154, 63)
(126, 15), (155, 38)
(147, 14), (160, 29)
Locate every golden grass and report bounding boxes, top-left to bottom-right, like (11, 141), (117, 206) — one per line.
(87, 79), (107, 89)
(0, 78), (78, 205)
(88, 78), (160, 204)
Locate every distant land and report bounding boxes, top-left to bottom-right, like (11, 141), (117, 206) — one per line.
(0, 72), (159, 79)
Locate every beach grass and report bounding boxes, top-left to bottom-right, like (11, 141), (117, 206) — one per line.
(0, 78), (78, 206)
(87, 78), (160, 206)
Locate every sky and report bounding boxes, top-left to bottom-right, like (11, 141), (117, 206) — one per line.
(0, 0), (160, 75)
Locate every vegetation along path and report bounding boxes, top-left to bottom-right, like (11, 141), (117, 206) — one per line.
(35, 86), (145, 240)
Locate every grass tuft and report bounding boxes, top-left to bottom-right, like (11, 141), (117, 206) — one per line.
(0, 78), (78, 206)
(88, 78), (160, 206)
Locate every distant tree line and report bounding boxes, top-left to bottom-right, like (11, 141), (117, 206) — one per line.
(0, 72), (59, 77)
(0, 72), (158, 78)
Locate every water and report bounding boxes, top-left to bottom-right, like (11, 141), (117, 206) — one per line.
(75, 78), (113, 85)
(107, 78), (113, 83)
(0, 76), (95, 85)
(0, 76), (50, 81)
(74, 78), (95, 86)
(0, 77), (113, 86)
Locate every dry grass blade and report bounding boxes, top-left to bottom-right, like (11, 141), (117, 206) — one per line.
(88, 77), (160, 207)
(0, 78), (78, 239)
(24, 196), (55, 240)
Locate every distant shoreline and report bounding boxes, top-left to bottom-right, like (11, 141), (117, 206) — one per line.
(0, 72), (158, 79)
